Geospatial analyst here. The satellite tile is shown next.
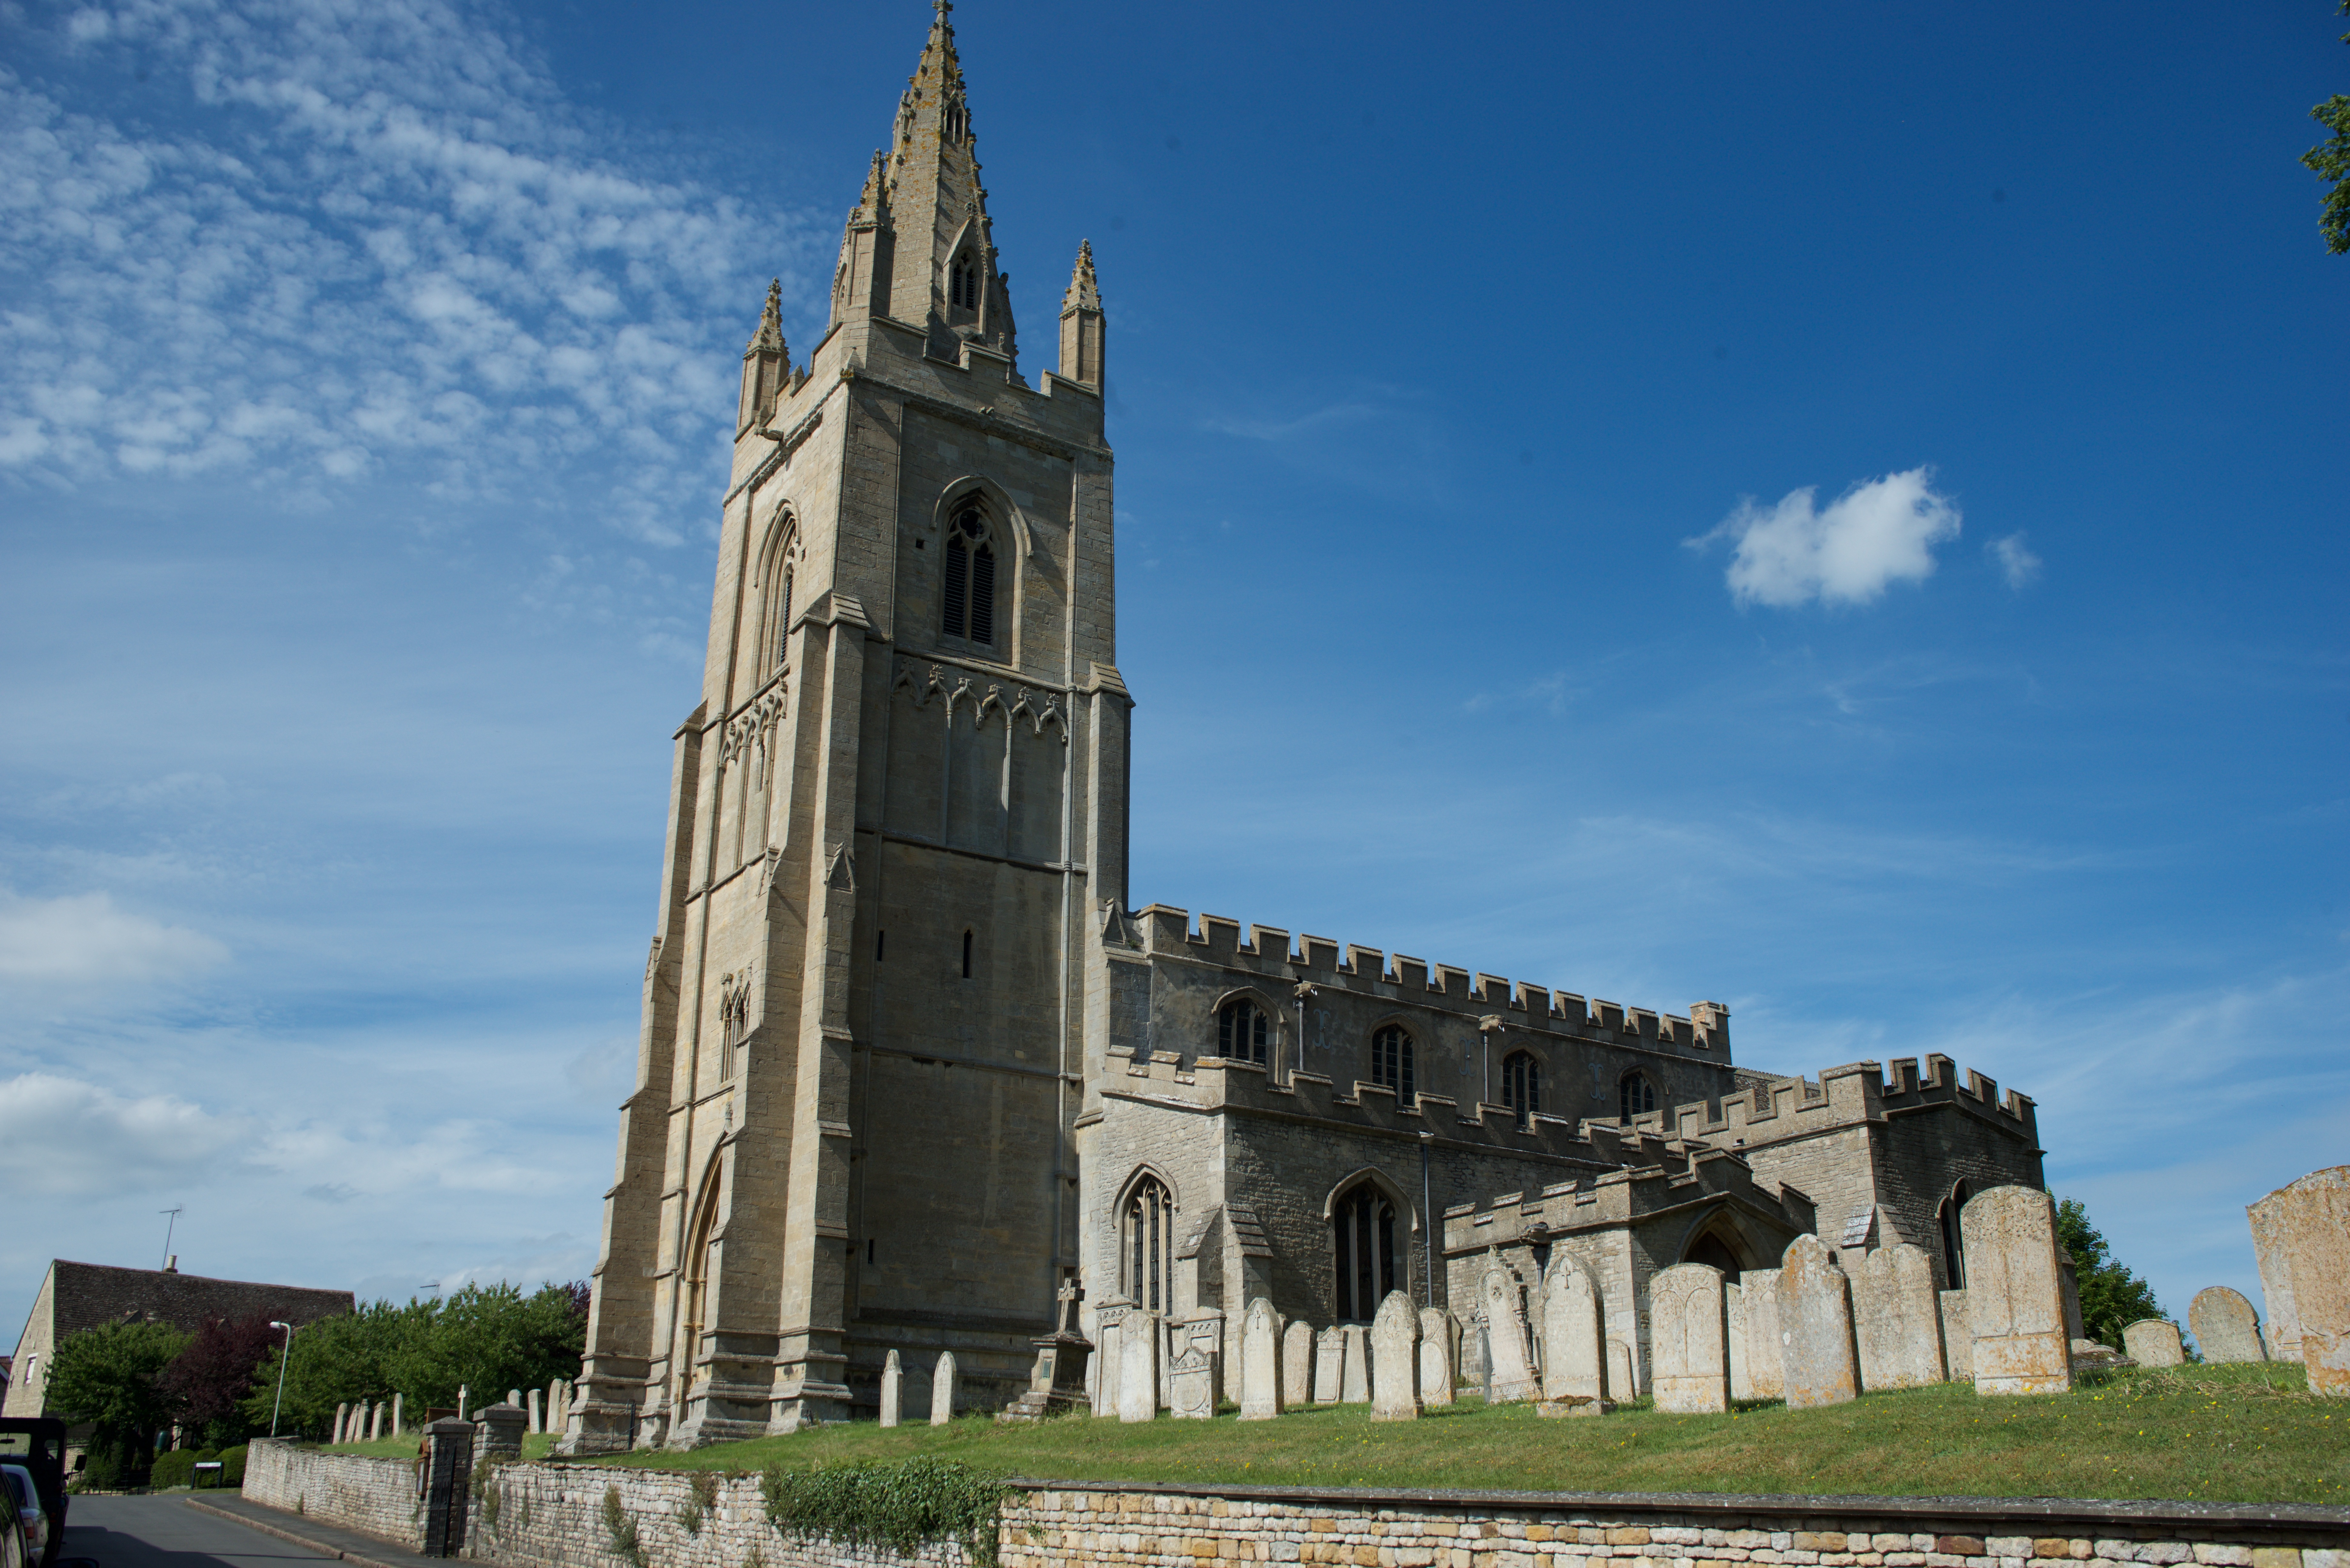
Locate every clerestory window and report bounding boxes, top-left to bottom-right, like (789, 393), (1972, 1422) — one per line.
(1370, 1025), (1415, 1105)
(941, 505), (997, 646)
(1217, 998), (1268, 1065)
(1501, 1050), (1541, 1128)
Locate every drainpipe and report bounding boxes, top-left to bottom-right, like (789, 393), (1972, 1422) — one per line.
(1290, 982), (1317, 1088)
(1419, 1132), (1435, 1309)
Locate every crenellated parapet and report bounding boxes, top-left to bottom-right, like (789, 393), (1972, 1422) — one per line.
(1439, 1141), (1810, 1257)
(1130, 904), (1731, 1063)
(1626, 1054), (2038, 1151)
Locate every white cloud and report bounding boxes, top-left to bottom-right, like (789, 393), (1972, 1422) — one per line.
(0, 887), (229, 983)
(0, 1072), (252, 1196)
(1989, 531), (2042, 589)
(0, 0), (818, 542)
(1691, 467), (1962, 607)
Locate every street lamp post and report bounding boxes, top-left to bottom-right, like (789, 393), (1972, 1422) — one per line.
(269, 1321), (295, 1437)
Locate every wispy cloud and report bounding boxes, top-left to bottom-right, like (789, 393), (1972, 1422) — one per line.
(0, 0), (816, 543)
(0, 1072), (253, 1197)
(1201, 402), (1378, 441)
(1989, 531), (2043, 589)
(0, 887), (229, 986)
(1689, 467), (1962, 608)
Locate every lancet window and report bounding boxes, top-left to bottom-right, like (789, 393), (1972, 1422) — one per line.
(941, 504), (997, 647)
(950, 253), (979, 310)
(1217, 998), (1268, 1064)
(1938, 1179), (1973, 1289)
(1501, 1050), (1541, 1128)
(1619, 1070), (1658, 1123)
(1123, 1175), (1174, 1314)
(760, 525), (798, 670)
(1369, 1025), (1414, 1104)
(1332, 1180), (1398, 1321)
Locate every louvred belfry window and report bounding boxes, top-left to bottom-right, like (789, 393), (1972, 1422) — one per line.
(1502, 1050), (1541, 1128)
(941, 506), (996, 646)
(1217, 999), (1268, 1065)
(1371, 1025), (1415, 1104)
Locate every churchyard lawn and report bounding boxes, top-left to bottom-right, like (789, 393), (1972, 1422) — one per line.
(320, 1431), (557, 1459)
(571, 1363), (2342, 1506)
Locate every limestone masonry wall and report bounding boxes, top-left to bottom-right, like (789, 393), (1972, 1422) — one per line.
(244, 1440), (420, 1546)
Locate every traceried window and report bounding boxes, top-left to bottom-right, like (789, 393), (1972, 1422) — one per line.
(1123, 1175), (1174, 1314)
(1501, 1050), (1541, 1128)
(1619, 1070), (1658, 1123)
(941, 505), (997, 646)
(1217, 998), (1268, 1065)
(1369, 1025), (1415, 1104)
(950, 253), (979, 310)
(1332, 1180), (1398, 1321)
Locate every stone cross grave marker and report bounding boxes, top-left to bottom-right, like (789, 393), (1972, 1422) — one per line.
(1854, 1242), (1946, 1390)
(878, 1348), (902, 1428)
(1370, 1292), (1421, 1421)
(1418, 1307), (1454, 1406)
(2189, 1287), (2267, 1365)
(1282, 1319), (1313, 1408)
(1539, 1251), (1606, 1411)
(1239, 1299), (1282, 1421)
(1651, 1263), (1730, 1414)
(931, 1351), (958, 1425)
(1961, 1186), (2073, 1395)
(1779, 1235), (1860, 1409)
(2123, 1319), (2184, 1367)
(2247, 1165), (2350, 1395)
(1313, 1325), (1345, 1404)
(1483, 1264), (1539, 1403)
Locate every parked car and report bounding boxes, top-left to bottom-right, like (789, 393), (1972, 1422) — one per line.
(0, 1469), (43, 1568)
(0, 1473), (27, 1568)
(0, 1421), (65, 1568)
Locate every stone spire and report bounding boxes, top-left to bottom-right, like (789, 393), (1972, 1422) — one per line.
(746, 278), (786, 355)
(829, 151), (896, 331)
(1057, 241), (1105, 389)
(738, 278), (789, 433)
(882, 1), (1015, 367)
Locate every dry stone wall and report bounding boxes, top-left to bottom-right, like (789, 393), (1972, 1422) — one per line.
(244, 1440), (421, 1546)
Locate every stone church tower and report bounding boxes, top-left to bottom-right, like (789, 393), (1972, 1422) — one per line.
(565, 2), (1125, 1450)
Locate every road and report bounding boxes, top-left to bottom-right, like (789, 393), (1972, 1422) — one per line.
(60, 1496), (338, 1568)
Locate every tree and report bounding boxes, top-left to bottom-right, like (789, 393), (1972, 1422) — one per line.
(2055, 1197), (2167, 1348)
(2305, 2), (2350, 253)
(161, 1312), (285, 1449)
(44, 1319), (191, 1480)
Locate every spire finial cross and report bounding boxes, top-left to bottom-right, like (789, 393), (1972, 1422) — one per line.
(934, 0), (951, 16)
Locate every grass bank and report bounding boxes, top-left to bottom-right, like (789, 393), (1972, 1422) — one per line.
(319, 1432), (556, 1460)
(564, 1364), (2343, 1506)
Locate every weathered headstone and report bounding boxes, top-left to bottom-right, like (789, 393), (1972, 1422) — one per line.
(2058, 1256), (2086, 1346)
(1650, 1263), (1730, 1414)
(1854, 1243), (1946, 1390)
(1483, 1265), (1539, 1403)
(1239, 1299), (1282, 1420)
(1117, 1315), (1157, 1423)
(526, 1389), (542, 1435)
(2122, 1319), (2184, 1368)
(1339, 1324), (1369, 1403)
(1369, 1292), (1420, 1421)
(506, 1388), (522, 1412)
(1725, 1283), (1753, 1401)
(1605, 1338), (1637, 1402)
(1778, 1235), (1860, 1409)
(1960, 1186), (2073, 1395)
(1741, 1269), (1784, 1398)
(2189, 1286), (2267, 1365)
(1092, 1306), (1125, 1417)
(457, 1384), (469, 1421)
(1538, 1252), (1606, 1410)
(931, 1351), (958, 1425)
(1458, 1306), (1489, 1390)
(1281, 1319), (1313, 1408)
(391, 1392), (405, 1436)
(543, 1380), (560, 1436)
(1168, 1340), (1215, 1419)
(2248, 1165), (2350, 1395)
(333, 1402), (349, 1444)
(370, 1402), (385, 1441)
(878, 1348), (903, 1428)
(1939, 1290), (1972, 1381)
(1418, 1307), (1454, 1406)
(1313, 1325), (1345, 1404)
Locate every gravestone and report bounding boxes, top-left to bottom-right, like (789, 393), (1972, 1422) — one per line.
(931, 1351), (957, 1425)
(1339, 1324), (1370, 1403)
(878, 1348), (903, 1428)
(2189, 1286), (2267, 1365)
(1418, 1307), (1454, 1406)
(371, 1402), (386, 1441)
(1605, 1338), (1637, 1402)
(1483, 1265), (1539, 1403)
(1960, 1186), (2073, 1395)
(2248, 1165), (2350, 1395)
(1282, 1319), (1314, 1408)
(1939, 1290), (1972, 1381)
(1650, 1263), (1730, 1414)
(1725, 1283), (1753, 1400)
(1779, 1235), (1860, 1409)
(526, 1389), (542, 1435)
(1538, 1252), (1606, 1410)
(1741, 1269), (1785, 1398)
(506, 1388), (521, 1411)
(1168, 1341), (1215, 1419)
(1239, 1299), (1282, 1420)
(2122, 1319), (2184, 1368)
(1314, 1325), (1346, 1404)
(1457, 1306), (1489, 1390)
(998, 1278), (1094, 1423)
(1854, 1242), (1946, 1390)
(1369, 1292), (1420, 1421)
(1117, 1315), (1157, 1423)
(1092, 1305), (1126, 1417)
(543, 1380), (560, 1436)
(392, 1392), (405, 1436)
(333, 1402), (349, 1444)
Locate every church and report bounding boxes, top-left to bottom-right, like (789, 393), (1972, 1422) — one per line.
(560, 5), (2045, 1452)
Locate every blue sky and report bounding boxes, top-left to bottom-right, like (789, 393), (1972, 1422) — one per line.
(2, 0), (2343, 1341)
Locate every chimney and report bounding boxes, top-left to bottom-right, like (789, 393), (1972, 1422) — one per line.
(163, 1255), (178, 1273)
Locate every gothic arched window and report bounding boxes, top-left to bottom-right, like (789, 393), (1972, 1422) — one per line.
(950, 253), (978, 310)
(1333, 1180), (1399, 1321)
(1501, 1050), (1541, 1128)
(760, 526), (797, 670)
(1938, 1179), (1973, 1289)
(941, 505), (997, 646)
(1370, 1025), (1414, 1104)
(1619, 1070), (1658, 1123)
(1217, 998), (1268, 1065)
(1123, 1175), (1173, 1314)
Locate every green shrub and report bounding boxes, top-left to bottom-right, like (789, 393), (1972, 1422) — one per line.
(760, 1457), (1015, 1568)
(149, 1451), (198, 1489)
(73, 1451), (121, 1492)
(218, 1445), (249, 1486)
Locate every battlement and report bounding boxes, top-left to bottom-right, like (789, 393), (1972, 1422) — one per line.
(1439, 1141), (1807, 1256)
(1128, 904), (1731, 1061)
(1625, 1054), (2038, 1147)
